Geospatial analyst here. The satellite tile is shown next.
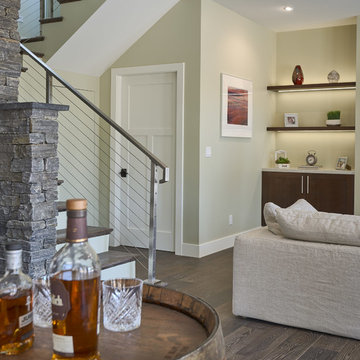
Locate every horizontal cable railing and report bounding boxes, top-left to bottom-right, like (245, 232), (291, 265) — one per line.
(19, 0), (60, 39)
(19, 44), (169, 283)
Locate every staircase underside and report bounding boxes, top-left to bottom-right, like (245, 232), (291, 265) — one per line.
(47, 0), (181, 75)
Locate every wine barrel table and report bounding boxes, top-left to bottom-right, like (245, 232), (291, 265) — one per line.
(12, 284), (225, 360)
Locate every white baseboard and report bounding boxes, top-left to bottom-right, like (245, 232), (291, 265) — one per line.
(181, 226), (262, 258)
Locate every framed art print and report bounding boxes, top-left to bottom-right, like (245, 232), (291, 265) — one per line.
(221, 74), (253, 138)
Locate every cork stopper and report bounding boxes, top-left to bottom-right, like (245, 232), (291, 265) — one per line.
(66, 199), (87, 211)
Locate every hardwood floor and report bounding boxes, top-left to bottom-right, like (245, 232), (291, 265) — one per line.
(134, 247), (360, 360)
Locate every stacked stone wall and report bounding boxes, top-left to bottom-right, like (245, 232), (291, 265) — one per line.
(0, 1), (69, 278)
(0, 0), (21, 103)
(0, 103), (68, 277)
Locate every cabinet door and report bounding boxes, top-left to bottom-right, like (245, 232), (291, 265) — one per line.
(307, 173), (354, 215)
(261, 172), (306, 225)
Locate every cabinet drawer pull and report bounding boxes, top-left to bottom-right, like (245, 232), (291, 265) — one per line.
(301, 176), (304, 194)
(307, 176), (310, 194)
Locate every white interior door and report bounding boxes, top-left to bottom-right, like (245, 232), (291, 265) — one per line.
(113, 72), (176, 252)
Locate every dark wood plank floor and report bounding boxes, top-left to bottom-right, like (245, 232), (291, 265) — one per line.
(134, 248), (360, 360)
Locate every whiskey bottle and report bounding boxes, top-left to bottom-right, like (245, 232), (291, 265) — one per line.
(0, 243), (34, 355)
(49, 199), (101, 360)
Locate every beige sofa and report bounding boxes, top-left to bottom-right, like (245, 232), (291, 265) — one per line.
(233, 202), (360, 340)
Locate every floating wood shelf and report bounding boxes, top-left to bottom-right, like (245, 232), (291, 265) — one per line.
(267, 82), (356, 92)
(267, 126), (355, 131)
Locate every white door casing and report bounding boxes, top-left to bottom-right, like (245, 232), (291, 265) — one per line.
(120, 72), (175, 251)
(110, 63), (184, 255)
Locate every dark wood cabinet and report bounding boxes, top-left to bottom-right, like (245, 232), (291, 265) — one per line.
(261, 171), (354, 225)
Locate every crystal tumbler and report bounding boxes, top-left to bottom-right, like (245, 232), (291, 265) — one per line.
(102, 278), (143, 332)
(32, 276), (52, 328)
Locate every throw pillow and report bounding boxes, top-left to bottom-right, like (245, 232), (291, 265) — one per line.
(264, 199), (317, 235)
(276, 209), (360, 246)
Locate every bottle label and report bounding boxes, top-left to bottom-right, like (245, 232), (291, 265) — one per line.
(50, 279), (71, 320)
(53, 333), (74, 355)
(6, 251), (22, 270)
(19, 311), (33, 328)
(67, 216), (87, 242)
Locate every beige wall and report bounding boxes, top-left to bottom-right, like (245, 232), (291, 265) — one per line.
(276, 26), (356, 85)
(97, 0), (356, 249)
(273, 25), (356, 169)
(99, 0), (277, 247)
(100, 0), (201, 245)
(198, 0), (276, 243)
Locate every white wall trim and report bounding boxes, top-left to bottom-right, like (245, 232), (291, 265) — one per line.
(182, 226), (263, 258)
(111, 63), (185, 254)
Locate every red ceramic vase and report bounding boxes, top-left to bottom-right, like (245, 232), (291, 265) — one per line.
(292, 65), (304, 85)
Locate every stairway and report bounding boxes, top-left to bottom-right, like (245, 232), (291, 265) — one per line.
(56, 201), (136, 280)
(20, 0), (105, 60)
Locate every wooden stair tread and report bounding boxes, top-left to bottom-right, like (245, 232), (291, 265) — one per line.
(98, 250), (136, 270)
(57, 226), (113, 244)
(58, 0), (82, 3)
(56, 201), (66, 212)
(21, 36), (45, 43)
(40, 16), (64, 24)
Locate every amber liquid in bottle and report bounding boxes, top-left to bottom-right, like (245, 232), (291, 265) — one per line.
(0, 289), (34, 355)
(51, 272), (99, 360)
(50, 199), (101, 360)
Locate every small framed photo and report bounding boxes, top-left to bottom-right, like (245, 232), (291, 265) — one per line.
(336, 156), (348, 170)
(284, 113), (298, 127)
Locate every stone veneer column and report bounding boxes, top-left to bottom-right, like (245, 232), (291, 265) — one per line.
(0, 0), (21, 102)
(0, 103), (68, 277)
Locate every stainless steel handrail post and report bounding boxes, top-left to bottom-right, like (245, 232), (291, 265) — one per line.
(147, 162), (158, 284)
(46, 72), (53, 103)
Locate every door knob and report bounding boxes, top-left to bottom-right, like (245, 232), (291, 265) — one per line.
(120, 168), (128, 177)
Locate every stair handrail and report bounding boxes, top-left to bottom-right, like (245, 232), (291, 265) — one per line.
(21, 43), (168, 284)
(20, 43), (170, 184)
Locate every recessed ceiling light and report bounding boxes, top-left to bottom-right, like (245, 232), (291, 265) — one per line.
(283, 6), (294, 12)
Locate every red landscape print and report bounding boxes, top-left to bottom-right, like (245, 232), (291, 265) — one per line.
(227, 86), (248, 125)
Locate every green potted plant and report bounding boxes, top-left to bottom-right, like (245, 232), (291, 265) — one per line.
(326, 110), (341, 126)
(275, 156), (290, 168)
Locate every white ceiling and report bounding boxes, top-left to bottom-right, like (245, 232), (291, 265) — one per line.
(214, 0), (360, 32)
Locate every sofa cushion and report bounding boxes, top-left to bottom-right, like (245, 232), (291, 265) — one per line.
(276, 209), (360, 246)
(264, 199), (317, 235)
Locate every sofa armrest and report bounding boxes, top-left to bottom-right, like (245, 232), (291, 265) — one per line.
(233, 227), (360, 339)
